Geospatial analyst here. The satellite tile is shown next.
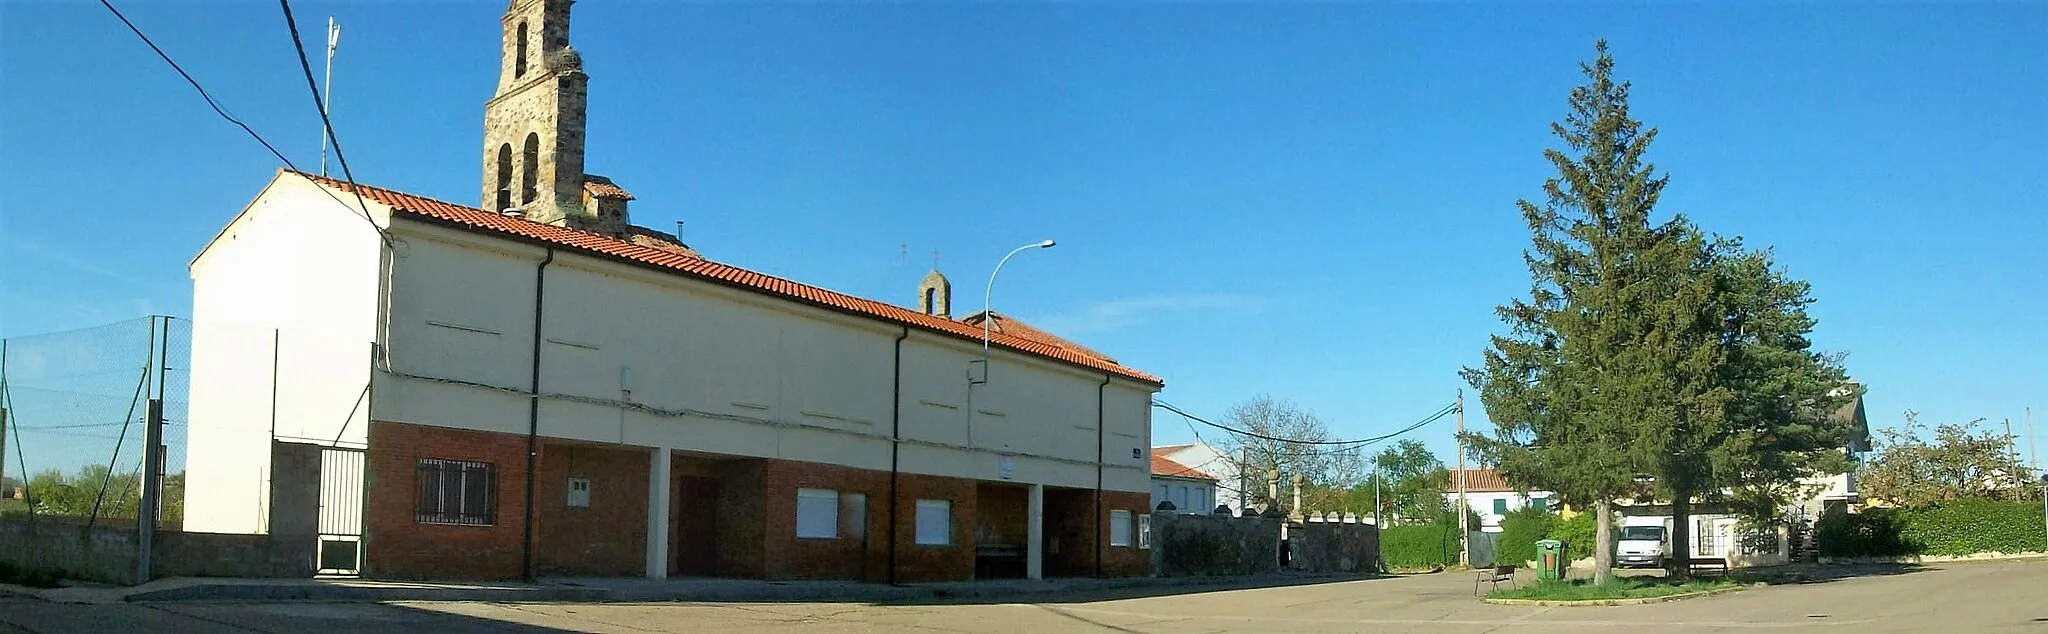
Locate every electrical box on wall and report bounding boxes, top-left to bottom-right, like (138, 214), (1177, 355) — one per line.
(567, 477), (591, 508)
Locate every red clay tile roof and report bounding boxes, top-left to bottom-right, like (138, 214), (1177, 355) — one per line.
(1151, 455), (1217, 481)
(958, 311), (1117, 364)
(1449, 468), (1515, 493)
(582, 175), (634, 200)
(623, 225), (701, 259)
(291, 171), (1160, 386)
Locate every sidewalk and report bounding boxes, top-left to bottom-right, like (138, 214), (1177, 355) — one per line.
(0, 571), (1380, 605)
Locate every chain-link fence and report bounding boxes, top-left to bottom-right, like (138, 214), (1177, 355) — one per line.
(2, 316), (189, 529)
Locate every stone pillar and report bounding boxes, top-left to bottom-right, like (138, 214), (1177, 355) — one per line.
(1027, 484), (1045, 580)
(646, 447), (671, 579)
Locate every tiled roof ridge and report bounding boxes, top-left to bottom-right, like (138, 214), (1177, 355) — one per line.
(285, 170), (1161, 385)
(1151, 454), (1218, 481)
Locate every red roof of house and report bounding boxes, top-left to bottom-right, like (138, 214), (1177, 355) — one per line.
(1449, 468), (1515, 493)
(958, 311), (1118, 364)
(291, 171), (1160, 385)
(1151, 455), (1217, 481)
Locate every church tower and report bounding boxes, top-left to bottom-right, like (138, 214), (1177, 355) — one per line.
(482, 0), (595, 229)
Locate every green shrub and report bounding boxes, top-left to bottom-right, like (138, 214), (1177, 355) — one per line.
(1546, 511), (1599, 563)
(1497, 507), (1557, 566)
(1819, 498), (2045, 558)
(1380, 523), (1461, 570)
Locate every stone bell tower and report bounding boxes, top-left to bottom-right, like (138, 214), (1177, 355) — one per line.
(481, 0), (589, 226)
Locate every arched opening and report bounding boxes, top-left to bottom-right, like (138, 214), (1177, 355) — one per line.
(494, 143), (513, 212)
(923, 288), (937, 314)
(514, 22), (529, 78)
(521, 133), (539, 205)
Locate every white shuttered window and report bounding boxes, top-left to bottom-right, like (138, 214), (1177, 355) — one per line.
(915, 499), (952, 545)
(796, 488), (839, 539)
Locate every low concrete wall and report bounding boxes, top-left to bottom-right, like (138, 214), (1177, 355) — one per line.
(0, 519), (142, 585)
(156, 530), (316, 579)
(0, 519), (316, 585)
(1286, 521), (1380, 573)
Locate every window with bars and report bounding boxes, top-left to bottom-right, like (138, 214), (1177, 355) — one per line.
(417, 459), (495, 526)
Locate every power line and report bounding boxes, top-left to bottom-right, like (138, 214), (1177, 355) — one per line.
(277, 0), (391, 249)
(1152, 399), (1456, 448)
(95, 0), (295, 171)
(94, 0), (390, 244)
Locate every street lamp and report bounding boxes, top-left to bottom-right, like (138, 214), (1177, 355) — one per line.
(981, 239), (1056, 359)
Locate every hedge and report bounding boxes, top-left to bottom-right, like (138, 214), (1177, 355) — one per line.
(1381, 523), (1463, 570)
(1546, 511), (1598, 563)
(1819, 498), (2046, 558)
(1497, 507), (1557, 565)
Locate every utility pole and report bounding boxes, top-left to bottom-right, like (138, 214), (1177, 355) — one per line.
(2005, 418), (2019, 468)
(1456, 390), (1470, 568)
(137, 316), (170, 584)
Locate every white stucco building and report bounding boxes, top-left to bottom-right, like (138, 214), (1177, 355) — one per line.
(1148, 452), (1218, 514)
(182, 0), (1161, 583)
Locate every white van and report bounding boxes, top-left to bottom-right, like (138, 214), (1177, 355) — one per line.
(1616, 515), (1669, 568)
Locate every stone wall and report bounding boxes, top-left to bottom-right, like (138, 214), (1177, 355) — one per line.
(1149, 513), (1283, 577)
(0, 520), (316, 585)
(1286, 521), (1380, 573)
(1149, 513), (1382, 577)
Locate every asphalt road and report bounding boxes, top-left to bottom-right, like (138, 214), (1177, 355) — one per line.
(3, 559), (2043, 633)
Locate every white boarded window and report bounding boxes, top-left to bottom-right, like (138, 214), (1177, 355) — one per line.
(841, 493), (867, 540)
(915, 499), (952, 545)
(796, 488), (839, 539)
(1110, 509), (1134, 547)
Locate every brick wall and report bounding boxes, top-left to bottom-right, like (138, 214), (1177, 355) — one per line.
(713, 459), (766, 579)
(975, 484), (1030, 548)
(760, 460), (889, 581)
(1099, 490), (1153, 578)
(891, 472), (976, 583)
(535, 444), (648, 577)
(364, 421), (529, 580)
(1044, 488), (1097, 577)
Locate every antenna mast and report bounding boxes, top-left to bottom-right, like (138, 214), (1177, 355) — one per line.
(319, 17), (340, 176)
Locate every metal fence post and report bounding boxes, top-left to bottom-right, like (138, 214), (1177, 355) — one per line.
(137, 398), (164, 584)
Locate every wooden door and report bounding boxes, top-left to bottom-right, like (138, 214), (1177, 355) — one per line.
(672, 475), (720, 576)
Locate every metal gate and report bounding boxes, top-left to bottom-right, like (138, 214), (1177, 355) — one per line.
(317, 447), (367, 576)
(1467, 531), (1499, 567)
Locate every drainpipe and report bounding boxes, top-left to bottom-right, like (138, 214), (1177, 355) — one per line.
(522, 248), (554, 583)
(887, 326), (909, 585)
(1095, 374), (1110, 578)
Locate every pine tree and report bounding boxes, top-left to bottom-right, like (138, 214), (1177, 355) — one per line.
(1462, 40), (1710, 584)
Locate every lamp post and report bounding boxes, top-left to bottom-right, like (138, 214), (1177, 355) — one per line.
(981, 239), (1056, 359)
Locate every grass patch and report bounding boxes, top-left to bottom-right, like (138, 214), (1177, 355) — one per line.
(1489, 577), (1740, 601)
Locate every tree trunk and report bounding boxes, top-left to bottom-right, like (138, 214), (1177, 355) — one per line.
(1669, 492), (1693, 581)
(1594, 498), (1614, 585)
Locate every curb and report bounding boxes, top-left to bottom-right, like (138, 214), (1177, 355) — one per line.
(124, 584), (609, 603)
(97, 572), (1381, 604)
(1481, 584), (1751, 607)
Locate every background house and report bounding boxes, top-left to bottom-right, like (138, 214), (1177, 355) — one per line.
(1445, 468), (1557, 533)
(1154, 442), (1244, 514)
(1149, 453), (1218, 514)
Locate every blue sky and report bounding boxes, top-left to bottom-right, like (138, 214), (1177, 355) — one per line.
(3, 1), (2043, 472)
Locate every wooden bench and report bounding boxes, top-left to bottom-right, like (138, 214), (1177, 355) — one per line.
(1475, 565), (1518, 596)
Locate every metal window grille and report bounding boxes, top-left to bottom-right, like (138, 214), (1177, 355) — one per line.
(416, 458), (495, 526)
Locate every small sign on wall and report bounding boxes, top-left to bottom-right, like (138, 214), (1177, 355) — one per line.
(999, 455), (1016, 480)
(567, 477), (591, 508)
(1132, 448), (1142, 460)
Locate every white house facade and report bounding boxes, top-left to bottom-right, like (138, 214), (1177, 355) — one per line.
(183, 0), (1160, 584)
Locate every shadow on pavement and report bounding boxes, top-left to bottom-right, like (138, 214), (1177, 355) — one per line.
(1723, 563), (1926, 585)
(883, 573), (1396, 606)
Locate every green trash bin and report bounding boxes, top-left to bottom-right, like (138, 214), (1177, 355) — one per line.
(1535, 539), (1565, 581)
